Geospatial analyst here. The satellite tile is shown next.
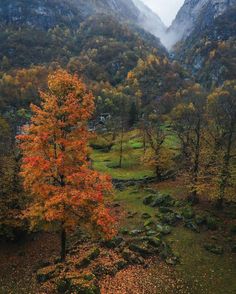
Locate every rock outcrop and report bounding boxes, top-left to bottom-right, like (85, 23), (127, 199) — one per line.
(166, 0), (236, 48)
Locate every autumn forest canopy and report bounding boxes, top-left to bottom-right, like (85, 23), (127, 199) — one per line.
(0, 0), (235, 293)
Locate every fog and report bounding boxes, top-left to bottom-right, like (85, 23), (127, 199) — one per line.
(141, 0), (185, 26)
(137, 0), (186, 50)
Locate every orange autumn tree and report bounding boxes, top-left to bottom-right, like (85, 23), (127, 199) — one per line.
(17, 70), (115, 261)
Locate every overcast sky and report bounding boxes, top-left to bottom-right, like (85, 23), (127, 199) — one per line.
(141, 0), (185, 26)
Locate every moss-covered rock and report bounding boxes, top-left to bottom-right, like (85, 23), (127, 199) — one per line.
(152, 194), (173, 207)
(102, 236), (124, 248)
(76, 248), (100, 269)
(156, 224), (171, 235)
(195, 214), (206, 225)
(130, 229), (143, 236)
(92, 264), (117, 277)
(121, 248), (137, 264)
(161, 212), (178, 225)
(129, 243), (152, 256)
(143, 195), (155, 205)
(159, 207), (173, 213)
(181, 207), (195, 219)
(146, 237), (161, 248)
(141, 212), (152, 219)
(144, 219), (154, 227)
(70, 278), (100, 294)
(165, 255), (179, 266)
(36, 264), (58, 282)
(184, 220), (200, 233)
(114, 259), (128, 270)
(146, 230), (158, 236)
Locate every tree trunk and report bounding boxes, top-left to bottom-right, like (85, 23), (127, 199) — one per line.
(188, 190), (199, 205)
(155, 165), (161, 181)
(143, 131), (146, 154)
(190, 119), (201, 204)
(119, 126), (124, 168)
(217, 124), (233, 209)
(60, 227), (66, 262)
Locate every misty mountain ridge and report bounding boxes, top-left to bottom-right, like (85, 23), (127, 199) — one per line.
(0, 0), (165, 39)
(166, 0), (236, 48)
(135, 0), (236, 49)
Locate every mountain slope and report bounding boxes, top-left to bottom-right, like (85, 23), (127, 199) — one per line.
(166, 0), (236, 49)
(0, 0), (167, 69)
(173, 4), (236, 87)
(132, 0), (167, 42)
(0, 0), (166, 38)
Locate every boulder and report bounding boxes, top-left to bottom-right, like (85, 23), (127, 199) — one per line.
(92, 264), (117, 277)
(143, 195), (155, 205)
(195, 214), (206, 225)
(152, 194), (173, 207)
(146, 230), (158, 236)
(184, 220), (200, 233)
(144, 219), (154, 227)
(55, 270), (98, 293)
(129, 243), (152, 256)
(76, 248), (100, 269)
(122, 248), (138, 264)
(141, 213), (152, 219)
(181, 207), (195, 219)
(156, 224), (171, 235)
(102, 236), (123, 248)
(159, 207), (173, 213)
(114, 259), (128, 270)
(70, 278), (100, 294)
(146, 237), (161, 248)
(83, 272), (96, 282)
(36, 264), (58, 283)
(130, 229), (143, 236)
(165, 256), (179, 266)
(161, 213), (178, 225)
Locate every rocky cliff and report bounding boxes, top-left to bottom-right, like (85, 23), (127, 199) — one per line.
(0, 0), (165, 38)
(166, 0), (236, 48)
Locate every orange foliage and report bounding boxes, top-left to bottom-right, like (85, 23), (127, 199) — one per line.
(17, 70), (115, 238)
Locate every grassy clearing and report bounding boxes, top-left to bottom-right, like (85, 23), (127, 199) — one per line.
(113, 184), (236, 294)
(92, 149), (154, 180)
(91, 129), (155, 180)
(92, 128), (236, 294)
(91, 127), (180, 180)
